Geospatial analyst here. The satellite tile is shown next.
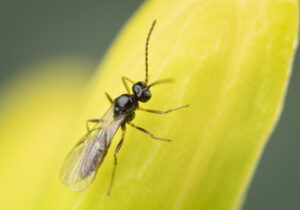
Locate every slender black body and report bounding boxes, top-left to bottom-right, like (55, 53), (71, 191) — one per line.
(114, 81), (152, 123)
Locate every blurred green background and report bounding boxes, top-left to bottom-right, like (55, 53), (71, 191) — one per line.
(0, 1), (298, 209)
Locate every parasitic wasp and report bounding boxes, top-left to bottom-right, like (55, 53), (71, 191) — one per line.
(60, 20), (189, 195)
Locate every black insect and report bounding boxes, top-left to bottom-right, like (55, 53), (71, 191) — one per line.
(60, 20), (189, 195)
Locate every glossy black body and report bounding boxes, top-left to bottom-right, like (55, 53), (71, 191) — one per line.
(113, 81), (151, 123)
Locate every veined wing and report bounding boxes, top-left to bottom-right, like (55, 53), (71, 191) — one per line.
(60, 104), (126, 191)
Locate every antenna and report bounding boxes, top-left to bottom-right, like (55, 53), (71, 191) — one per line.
(145, 19), (156, 85)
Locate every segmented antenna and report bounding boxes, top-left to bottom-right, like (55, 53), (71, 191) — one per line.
(145, 19), (157, 85)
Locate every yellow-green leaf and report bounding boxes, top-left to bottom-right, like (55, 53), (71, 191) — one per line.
(56, 0), (297, 209)
(0, 0), (298, 210)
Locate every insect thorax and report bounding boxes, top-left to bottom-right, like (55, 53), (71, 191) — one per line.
(113, 94), (138, 122)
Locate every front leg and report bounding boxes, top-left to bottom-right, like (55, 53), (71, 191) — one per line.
(137, 104), (189, 114)
(122, 76), (135, 94)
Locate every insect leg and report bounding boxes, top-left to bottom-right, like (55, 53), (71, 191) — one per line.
(107, 125), (126, 196)
(137, 104), (189, 114)
(105, 92), (113, 104)
(127, 122), (171, 142)
(122, 76), (135, 94)
(74, 124), (103, 148)
(86, 119), (103, 132)
(74, 119), (103, 146)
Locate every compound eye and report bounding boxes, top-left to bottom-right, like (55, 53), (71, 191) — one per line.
(140, 90), (151, 102)
(132, 82), (146, 98)
(133, 84), (142, 97)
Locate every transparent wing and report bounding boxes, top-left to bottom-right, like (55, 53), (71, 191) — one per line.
(60, 104), (126, 191)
